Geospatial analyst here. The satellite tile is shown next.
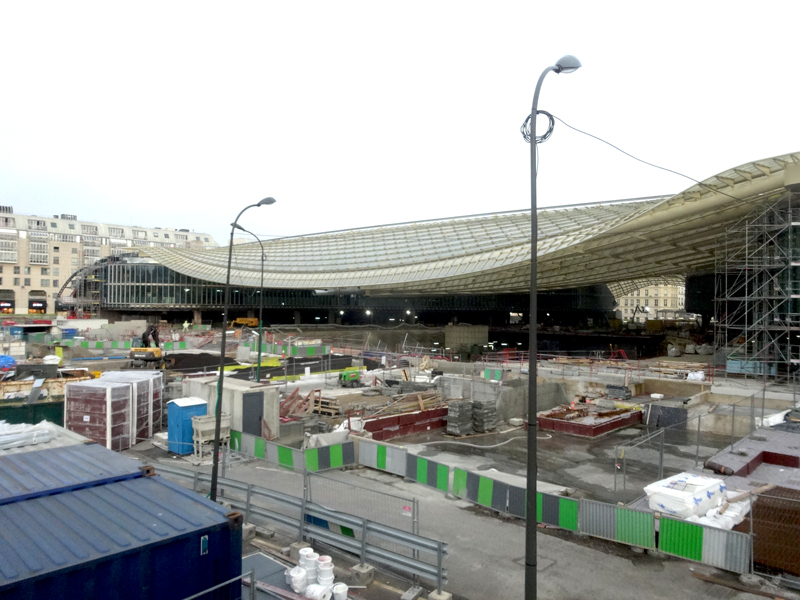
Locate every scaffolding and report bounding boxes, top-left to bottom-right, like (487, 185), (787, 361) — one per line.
(715, 191), (797, 382)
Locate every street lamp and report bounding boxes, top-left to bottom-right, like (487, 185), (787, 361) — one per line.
(210, 197), (276, 502)
(524, 55), (581, 600)
(232, 223), (266, 382)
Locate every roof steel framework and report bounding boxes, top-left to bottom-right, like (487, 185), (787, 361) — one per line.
(142, 152), (799, 295)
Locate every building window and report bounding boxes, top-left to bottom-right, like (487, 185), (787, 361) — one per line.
(636, 290), (640, 296)
(624, 299), (628, 306)
(645, 300), (649, 306)
(53, 256), (59, 264)
(164, 233), (169, 239)
(654, 299), (659, 307)
(14, 266), (20, 274)
(72, 248), (78, 254)
(0, 266), (2, 273)
(41, 268), (49, 276)
(153, 232), (159, 238)
(53, 246), (59, 252)
(53, 268), (59, 276)
(204, 237), (209, 242)
(644, 289), (649, 296)
(636, 299), (640, 306)
(664, 299), (668, 307)
(81, 224), (98, 235)
(196, 236), (200, 241)
(68, 223), (75, 229)
(52, 279), (59, 288)
(41, 279), (49, 287)
(133, 230), (147, 239)
(28, 219), (47, 231)
(176, 234), (187, 241)
(23, 267), (30, 275)
(23, 278), (30, 286)
(108, 227), (124, 237)
(0, 217), (15, 227)
(13, 278), (19, 286)
(71, 258), (78, 265)
(50, 222), (57, 228)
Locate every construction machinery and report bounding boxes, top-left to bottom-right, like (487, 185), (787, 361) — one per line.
(230, 317), (259, 327)
(130, 325), (171, 369)
(338, 369), (361, 388)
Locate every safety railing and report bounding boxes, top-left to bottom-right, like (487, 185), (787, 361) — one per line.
(153, 463), (448, 591)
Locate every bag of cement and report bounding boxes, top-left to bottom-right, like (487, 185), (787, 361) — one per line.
(687, 371), (705, 381)
(446, 399), (473, 436)
(644, 472), (726, 518)
(472, 398), (497, 433)
(696, 344), (714, 355)
(684, 344), (696, 354)
(667, 344), (681, 357)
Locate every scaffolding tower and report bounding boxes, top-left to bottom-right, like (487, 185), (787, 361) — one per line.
(715, 191), (797, 382)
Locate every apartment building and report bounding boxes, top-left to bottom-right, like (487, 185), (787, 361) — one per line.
(615, 283), (685, 322)
(0, 207), (217, 314)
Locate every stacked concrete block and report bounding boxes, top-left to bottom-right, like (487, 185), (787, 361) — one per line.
(606, 384), (631, 400)
(446, 400), (473, 436)
(472, 398), (497, 433)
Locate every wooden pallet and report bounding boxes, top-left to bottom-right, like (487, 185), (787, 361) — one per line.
(312, 397), (341, 416)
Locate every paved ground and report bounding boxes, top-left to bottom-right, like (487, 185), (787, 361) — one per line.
(126, 442), (793, 600)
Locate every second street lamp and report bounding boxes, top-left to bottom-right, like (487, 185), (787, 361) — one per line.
(232, 223), (266, 382)
(210, 196), (276, 502)
(523, 55), (581, 600)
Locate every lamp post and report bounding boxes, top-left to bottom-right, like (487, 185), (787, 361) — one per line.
(210, 197), (276, 502)
(525, 55), (581, 600)
(232, 224), (266, 382)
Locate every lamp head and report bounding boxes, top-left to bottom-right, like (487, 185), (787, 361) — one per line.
(555, 55), (581, 74)
(258, 197), (277, 206)
(231, 222), (245, 231)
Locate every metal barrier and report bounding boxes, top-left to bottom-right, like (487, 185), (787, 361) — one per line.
(231, 433), (356, 473)
(406, 454), (449, 493)
(154, 463), (447, 588)
(578, 499), (655, 549)
(358, 438), (407, 476)
(659, 516), (750, 574)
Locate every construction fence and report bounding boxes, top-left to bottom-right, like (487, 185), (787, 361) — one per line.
(230, 430), (356, 472)
(353, 438), (755, 576)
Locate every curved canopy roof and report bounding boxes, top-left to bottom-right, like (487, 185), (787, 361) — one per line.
(142, 152), (799, 295)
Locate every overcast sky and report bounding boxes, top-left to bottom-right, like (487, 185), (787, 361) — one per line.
(1, 2), (797, 246)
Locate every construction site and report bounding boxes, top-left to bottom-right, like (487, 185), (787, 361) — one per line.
(2, 153), (800, 599)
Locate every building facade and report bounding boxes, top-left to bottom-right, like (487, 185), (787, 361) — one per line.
(615, 283), (685, 322)
(0, 207), (217, 315)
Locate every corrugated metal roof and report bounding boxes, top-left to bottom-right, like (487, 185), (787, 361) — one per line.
(0, 423), (87, 457)
(0, 476), (230, 588)
(0, 443), (143, 505)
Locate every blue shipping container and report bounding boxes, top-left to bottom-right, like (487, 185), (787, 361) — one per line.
(0, 443), (144, 505)
(0, 475), (243, 600)
(168, 398), (207, 455)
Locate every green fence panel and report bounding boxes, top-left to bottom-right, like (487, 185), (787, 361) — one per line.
(660, 517), (703, 562)
(453, 468), (468, 497)
(376, 444), (387, 470)
(536, 492), (543, 523)
(330, 444), (344, 468)
(558, 497), (579, 531)
(254, 437), (266, 459)
(416, 457), (428, 484)
(477, 476), (494, 507)
(124, 341), (131, 349)
(278, 445), (295, 470)
(305, 448), (320, 472)
(306, 346), (316, 356)
(436, 464), (449, 492)
(615, 508), (655, 548)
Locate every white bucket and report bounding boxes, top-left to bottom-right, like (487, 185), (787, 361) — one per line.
(284, 568), (292, 585)
(318, 562), (334, 574)
(317, 555), (332, 566)
(332, 582), (348, 600)
(317, 573), (334, 586)
(290, 566), (307, 579)
(304, 583), (332, 600)
(298, 547), (314, 560)
(302, 552), (320, 568)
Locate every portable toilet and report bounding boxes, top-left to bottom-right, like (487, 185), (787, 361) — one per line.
(167, 397), (207, 455)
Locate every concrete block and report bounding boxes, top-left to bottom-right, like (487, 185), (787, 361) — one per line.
(427, 590), (453, 600)
(350, 563), (375, 586)
(289, 541), (311, 562)
(242, 523), (256, 542)
(400, 585), (424, 600)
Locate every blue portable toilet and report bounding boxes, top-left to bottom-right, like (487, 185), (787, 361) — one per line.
(167, 397), (207, 455)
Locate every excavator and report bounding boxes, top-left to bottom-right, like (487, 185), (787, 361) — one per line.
(130, 325), (172, 369)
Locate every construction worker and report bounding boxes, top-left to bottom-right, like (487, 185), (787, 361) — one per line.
(183, 320), (190, 333)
